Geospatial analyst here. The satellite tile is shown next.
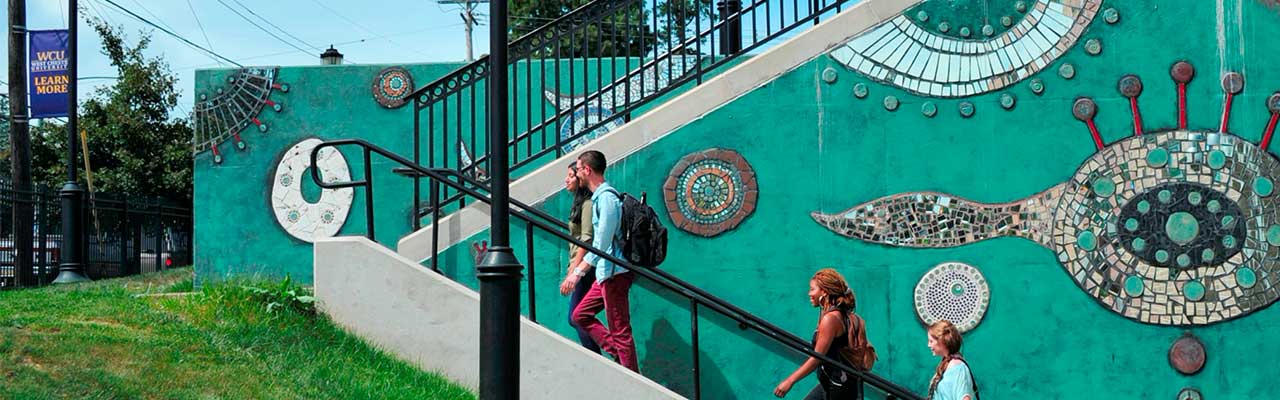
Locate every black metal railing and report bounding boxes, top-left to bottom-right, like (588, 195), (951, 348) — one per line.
(312, 138), (923, 400)
(409, 0), (851, 224)
(0, 181), (192, 289)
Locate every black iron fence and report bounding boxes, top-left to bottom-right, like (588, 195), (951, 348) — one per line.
(0, 181), (192, 289)
(410, 0), (851, 224)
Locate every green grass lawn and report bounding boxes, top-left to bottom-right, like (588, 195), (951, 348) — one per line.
(0, 268), (475, 400)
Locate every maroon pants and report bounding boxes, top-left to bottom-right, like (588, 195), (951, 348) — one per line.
(571, 272), (638, 372)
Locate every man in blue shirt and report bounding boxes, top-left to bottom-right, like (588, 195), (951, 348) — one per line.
(567, 150), (637, 372)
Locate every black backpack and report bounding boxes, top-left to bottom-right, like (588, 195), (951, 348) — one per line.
(601, 188), (668, 268)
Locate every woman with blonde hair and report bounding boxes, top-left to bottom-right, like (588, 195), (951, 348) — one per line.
(926, 320), (978, 400)
(774, 268), (874, 399)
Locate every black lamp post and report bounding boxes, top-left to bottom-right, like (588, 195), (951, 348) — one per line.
(475, 0), (522, 398)
(52, 0), (88, 284)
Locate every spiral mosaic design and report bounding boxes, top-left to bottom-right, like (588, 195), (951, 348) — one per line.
(914, 262), (990, 333)
(372, 66), (414, 109)
(662, 149), (758, 237)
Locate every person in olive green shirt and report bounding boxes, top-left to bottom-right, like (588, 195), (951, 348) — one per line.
(559, 161), (599, 353)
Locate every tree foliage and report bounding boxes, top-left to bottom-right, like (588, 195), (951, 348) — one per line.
(32, 18), (192, 203)
(510, 0), (713, 58)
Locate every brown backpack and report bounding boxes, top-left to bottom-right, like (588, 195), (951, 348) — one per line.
(839, 312), (878, 371)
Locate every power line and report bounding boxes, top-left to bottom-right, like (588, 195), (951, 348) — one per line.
(214, 0), (316, 60)
(306, 0), (418, 57)
(126, 0), (178, 32)
(171, 23), (466, 72)
(228, 0), (324, 52)
(185, 0), (223, 67)
(96, 0), (243, 67)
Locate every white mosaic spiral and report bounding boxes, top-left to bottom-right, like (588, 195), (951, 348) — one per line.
(270, 138), (354, 243)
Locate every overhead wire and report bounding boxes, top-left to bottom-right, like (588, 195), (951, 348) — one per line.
(185, 0), (224, 67)
(213, 0), (318, 61)
(305, 0), (421, 58)
(96, 0), (243, 67)
(228, 0), (324, 52)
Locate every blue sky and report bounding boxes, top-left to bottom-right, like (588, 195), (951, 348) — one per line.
(1, 0), (492, 120)
(1, 0), (818, 122)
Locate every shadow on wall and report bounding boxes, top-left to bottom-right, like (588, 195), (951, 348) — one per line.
(637, 277), (803, 399)
(642, 318), (735, 398)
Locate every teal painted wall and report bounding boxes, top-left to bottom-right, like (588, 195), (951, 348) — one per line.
(428, 1), (1280, 398)
(193, 63), (461, 283)
(196, 0), (1280, 398)
(193, 57), (721, 282)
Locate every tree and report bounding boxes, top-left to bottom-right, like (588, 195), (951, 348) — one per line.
(509, 0), (714, 59)
(32, 17), (192, 204)
(511, 0), (654, 58)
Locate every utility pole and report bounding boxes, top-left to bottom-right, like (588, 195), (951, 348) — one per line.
(53, 0), (88, 284)
(8, 0), (35, 286)
(475, 0), (520, 398)
(439, 0), (488, 62)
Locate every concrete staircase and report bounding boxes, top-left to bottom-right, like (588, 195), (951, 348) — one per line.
(397, 0), (919, 263)
(315, 236), (684, 399)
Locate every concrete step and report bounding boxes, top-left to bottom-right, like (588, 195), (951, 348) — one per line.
(315, 236), (683, 399)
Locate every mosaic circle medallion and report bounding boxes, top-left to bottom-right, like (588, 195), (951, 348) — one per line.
(372, 66), (414, 109)
(1177, 387), (1202, 400)
(662, 148), (758, 237)
(914, 262), (990, 333)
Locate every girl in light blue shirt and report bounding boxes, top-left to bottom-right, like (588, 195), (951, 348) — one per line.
(926, 320), (978, 400)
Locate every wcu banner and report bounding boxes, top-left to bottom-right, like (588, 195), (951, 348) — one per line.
(29, 29), (70, 119)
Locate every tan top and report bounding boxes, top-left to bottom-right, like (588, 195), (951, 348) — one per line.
(568, 198), (594, 257)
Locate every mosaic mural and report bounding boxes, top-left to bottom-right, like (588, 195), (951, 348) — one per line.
(544, 56), (701, 153)
(270, 138), (353, 243)
(813, 62), (1280, 326)
(372, 66), (414, 109)
(830, 0), (1102, 98)
(662, 148), (758, 237)
(193, 67), (290, 164)
(914, 262), (990, 333)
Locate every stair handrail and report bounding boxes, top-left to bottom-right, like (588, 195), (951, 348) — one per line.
(409, 0), (854, 219)
(312, 138), (925, 400)
(407, 0), (644, 105)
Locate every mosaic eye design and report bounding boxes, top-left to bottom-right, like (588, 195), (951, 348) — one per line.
(813, 61), (1280, 326)
(545, 56), (701, 152)
(830, 0), (1101, 98)
(193, 67), (290, 165)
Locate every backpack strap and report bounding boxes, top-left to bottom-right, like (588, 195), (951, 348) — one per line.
(949, 355), (980, 400)
(596, 187), (624, 276)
